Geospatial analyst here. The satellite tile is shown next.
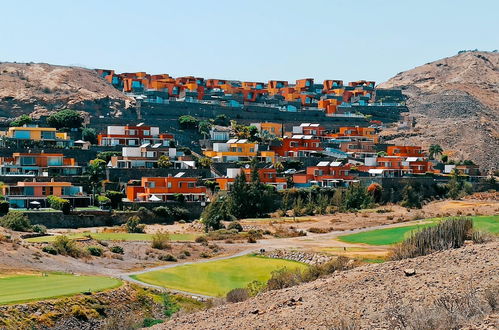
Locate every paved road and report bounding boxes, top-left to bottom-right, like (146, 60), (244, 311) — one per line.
(117, 219), (429, 298)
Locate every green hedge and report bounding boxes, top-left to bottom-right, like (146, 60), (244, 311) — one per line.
(47, 195), (71, 215)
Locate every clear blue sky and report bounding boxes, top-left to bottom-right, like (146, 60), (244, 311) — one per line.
(3, 0), (498, 84)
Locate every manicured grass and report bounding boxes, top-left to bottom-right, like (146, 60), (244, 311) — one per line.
(0, 273), (121, 305)
(338, 215), (498, 246)
(25, 232), (199, 243)
(131, 255), (308, 297)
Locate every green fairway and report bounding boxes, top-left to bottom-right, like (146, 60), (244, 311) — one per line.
(25, 232), (199, 243)
(131, 255), (307, 297)
(0, 273), (121, 305)
(338, 215), (498, 246)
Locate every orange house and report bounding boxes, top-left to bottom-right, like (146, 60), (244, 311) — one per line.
(126, 177), (207, 202)
(387, 146), (425, 158)
(0, 152), (79, 176)
(293, 161), (354, 188)
(329, 126), (379, 143)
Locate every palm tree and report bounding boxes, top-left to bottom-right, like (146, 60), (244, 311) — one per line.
(429, 144), (443, 160)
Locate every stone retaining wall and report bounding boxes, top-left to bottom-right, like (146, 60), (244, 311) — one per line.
(263, 249), (334, 265)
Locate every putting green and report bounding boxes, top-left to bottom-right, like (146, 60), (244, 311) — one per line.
(0, 273), (121, 305)
(25, 232), (199, 243)
(131, 255), (307, 297)
(338, 215), (498, 246)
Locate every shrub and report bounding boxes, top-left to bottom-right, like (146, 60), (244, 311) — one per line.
(390, 217), (473, 260)
(227, 221), (243, 232)
(173, 193), (185, 204)
(87, 246), (103, 257)
(200, 252), (211, 258)
(32, 224), (47, 234)
(47, 195), (71, 214)
(181, 250), (191, 257)
(0, 211), (31, 231)
(158, 254), (177, 262)
(265, 267), (303, 291)
(70, 306), (99, 321)
(308, 227), (334, 234)
(42, 245), (58, 255)
(52, 235), (86, 258)
(142, 318), (164, 328)
(162, 293), (180, 318)
(0, 201), (9, 215)
(125, 216), (145, 233)
(170, 207), (189, 221)
(226, 288), (249, 303)
(97, 195), (111, 206)
(151, 230), (171, 250)
(195, 236), (208, 244)
(81, 127), (97, 144)
(110, 245), (124, 254)
(153, 206), (172, 223)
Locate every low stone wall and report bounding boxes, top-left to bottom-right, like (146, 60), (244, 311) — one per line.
(263, 249), (334, 265)
(24, 211), (134, 229)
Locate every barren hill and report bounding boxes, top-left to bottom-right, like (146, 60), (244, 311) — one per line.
(0, 62), (132, 119)
(378, 51), (499, 172)
(159, 242), (499, 329)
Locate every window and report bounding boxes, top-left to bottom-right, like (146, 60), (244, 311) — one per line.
(143, 130), (150, 136)
(128, 129), (135, 136)
(41, 131), (56, 139)
(238, 148), (242, 152)
(128, 140), (136, 146)
(20, 157), (36, 165)
(249, 148), (254, 153)
(167, 182), (172, 188)
(188, 182), (195, 188)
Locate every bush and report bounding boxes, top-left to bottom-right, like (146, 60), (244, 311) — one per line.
(178, 115), (199, 129)
(110, 245), (124, 254)
(170, 207), (189, 222)
(87, 246), (103, 257)
(125, 216), (145, 233)
(181, 250), (191, 257)
(266, 267), (303, 291)
(142, 318), (164, 328)
(97, 195), (111, 206)
(52, 235), (86, 258)
(47, 109), (83, 129)
(227, 222), (243, 232)
(151, 231), (171, 250)
(390, 217), (473, 260)
(158, 254), (177, 262)
(0, 201), (10, 214)
(47, 195), (71, 214)
(42, 245), (58, 255)
(226, 288), (249, 303)
(0, 212), (31, 231)
(195, 236), (208, 244)
(153, 206), (172, 223)
(81, 127), (97, 144)
(10, 114), (32, 127)
(32, 224), (47, 234)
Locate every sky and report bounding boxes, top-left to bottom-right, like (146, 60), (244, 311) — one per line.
(2, 0), (498, 84)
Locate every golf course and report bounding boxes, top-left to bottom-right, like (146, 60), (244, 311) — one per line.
(25, 232), (199, 243)
(338, 215), (499, 246)
(131, 255), (307, 297)
(0, 273), (121, 305)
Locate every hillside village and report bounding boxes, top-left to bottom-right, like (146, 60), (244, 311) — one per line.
(0, 58), (497, 330)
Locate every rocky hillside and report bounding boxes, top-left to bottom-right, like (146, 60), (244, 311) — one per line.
(0, 62), (132, 120)
(158, 241), (499, 329)
(378, 51), (499, 172)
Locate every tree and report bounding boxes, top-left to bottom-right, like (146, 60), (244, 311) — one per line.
(158, 155), (173, 168)
(441, 154), (448, 163)
(197, 157), (213, 169)
(47, 110), (83, 129)
(10, 114), (32, 127)
(213, 114), (230, 126)
(367, 183), (383, 203)
(81, 127), (97, 144)
(377, 151), (387, 157)
(86, 158), (107, 199)
(96, 151), (121, 162)
(201, 196), (234, 231)
(125, 216), (145, 233)
(178, 115), (198, 129)
(429, 144), (443, 160)
(446, 170), (466, 199)
(400, 182), (423, 208)
(342, 184), (373, 210)
(198, 120), (211, 138)
(105, 191), (125, 209)
(274, 161), (284, 173)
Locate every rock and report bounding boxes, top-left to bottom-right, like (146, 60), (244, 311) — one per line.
(404, 268), (416, 276)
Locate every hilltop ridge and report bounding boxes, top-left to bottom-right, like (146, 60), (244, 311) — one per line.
(379, 51), (499, 171)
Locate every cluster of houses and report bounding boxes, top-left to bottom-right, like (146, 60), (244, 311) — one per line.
(96, 70), (405, 114)
(0, 120), (481, 211)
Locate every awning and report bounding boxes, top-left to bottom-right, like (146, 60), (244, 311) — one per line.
(368, 169), (384, 174)
(149, 195), (162, 201)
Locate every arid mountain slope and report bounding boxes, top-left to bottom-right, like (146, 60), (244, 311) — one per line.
(159, 242), (499, 329)
(0, 62), (132, 119)
(378, 51), (499, 171)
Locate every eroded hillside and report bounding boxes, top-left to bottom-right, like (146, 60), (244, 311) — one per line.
(0, 62), (132, 119)
(379, 51), (499, 171)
